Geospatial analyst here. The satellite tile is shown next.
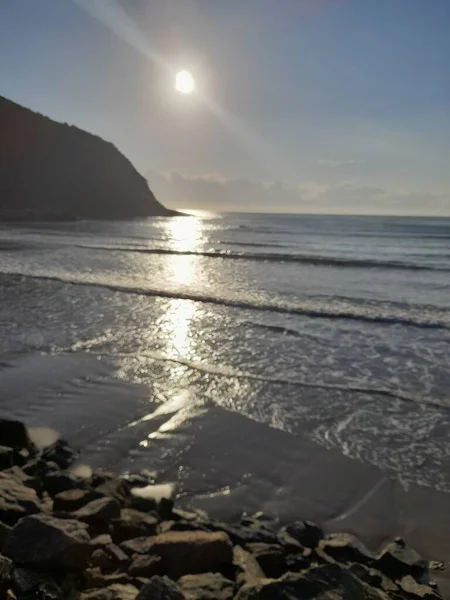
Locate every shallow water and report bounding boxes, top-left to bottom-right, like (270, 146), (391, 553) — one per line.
(0, 213), (449, 493)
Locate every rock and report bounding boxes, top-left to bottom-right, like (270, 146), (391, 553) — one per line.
(4, 513), (91, 569)
(129, 489), (157, 513)
(0, 447), (14, 470)
(90, 534), (113, 550)
(247, 543), (287, 578)
(158, 520), (211, 535)
(136, 575), (184, 600)
(81, 583), (139, 600)
(157, 497), (174, 520)
(208, 521), (277, 547)
(318, 533), (375, 565)
(121, 472), (155, 488)
(281, 521), (323, 548)
(11, 567), (77, 599)
(0, 419), (35, 453)
(42, 471), (79, 496)
(123, 531), (233, 580)
(348, 563), (400, 595)
(375, 538), (426, 579)
(22, 458), (59, 477)
(0, 469), (43, 525)
(41, 439), (78, 469)
(96, 479), (130, 505)
(128, 555), (162, 578)
(73, 497), (121, 526)
(90, 544), (130, 570)
(84, 567), (134, 590)
(111, 508), (158, 543)
(286, 553), (311, 572)
(398, 575), (441, 598)
(235, 563), (388, 600)
(0, 522), (12, 552)
(178, 573), (234, 600)
(276, 529), (305, 554)
(54, 489), (103, 512)
(0, 554), (12, 584)
(233, 546), (265, 587)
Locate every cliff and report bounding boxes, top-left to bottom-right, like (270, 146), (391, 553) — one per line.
(0, 96), (177, 220)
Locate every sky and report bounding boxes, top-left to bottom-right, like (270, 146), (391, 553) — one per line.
(1, 0), (450, 215)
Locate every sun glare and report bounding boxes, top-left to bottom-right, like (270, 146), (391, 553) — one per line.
(175, 70), (195, 94)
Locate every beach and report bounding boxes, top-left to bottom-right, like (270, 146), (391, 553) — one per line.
(1, 213), (450, 593)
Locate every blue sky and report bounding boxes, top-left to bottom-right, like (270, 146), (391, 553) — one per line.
(1, 0), (449, 214)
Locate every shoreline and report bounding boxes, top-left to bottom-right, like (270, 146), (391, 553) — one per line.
(0, 416), (446, 599)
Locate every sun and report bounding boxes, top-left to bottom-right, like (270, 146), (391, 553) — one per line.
(175, 70), (195, 94)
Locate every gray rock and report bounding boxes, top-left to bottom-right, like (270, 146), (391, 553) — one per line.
(285, 553), (311, 572)
(81, 583), (139, 600)
(0, 419), (35, 453)
(112, 508), (158, 543)
(123, 531), (233, 580)
(136, 575), (184, 600)
(0, 446), (14, 470)
(54, 489), (103, 512)
(0, 469), (43, 525)
(318, 533), (375, 565)
(233, 546), (265, 587)
(235, 563), (388, 599)
(247, 543), (287, 578)
(375, 538), (427, 580)
(178, 572), (234, 600)
(4, 513), (91, 569)
(276, 529), (306, 554)
(281, 521), (323, 549)
(73, 497), (121, 526)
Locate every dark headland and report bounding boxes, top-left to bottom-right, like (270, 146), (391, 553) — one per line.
(0, 96), (178, 221)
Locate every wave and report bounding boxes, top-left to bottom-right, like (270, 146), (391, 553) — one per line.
(3, 271), (449, 330)
(66, 244), (449, 273)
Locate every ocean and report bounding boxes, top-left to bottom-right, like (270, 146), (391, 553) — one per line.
(0, 213), (449, 505)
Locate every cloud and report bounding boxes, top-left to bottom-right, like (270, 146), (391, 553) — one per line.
(147, 170), (449, 216)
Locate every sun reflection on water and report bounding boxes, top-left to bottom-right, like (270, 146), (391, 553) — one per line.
(167, 216), (204, 252)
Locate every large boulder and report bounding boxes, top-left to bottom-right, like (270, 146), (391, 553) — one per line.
(136, 575), (184, 600)
(0, 469), (43, 525)
(178, 572), (234, 600)
(90, 544), (130, 570)
(4, 513), (91, 569)
(123, 531), (233, 580)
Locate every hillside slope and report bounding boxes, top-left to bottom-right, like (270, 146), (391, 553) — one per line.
(0, 96), (177, 220)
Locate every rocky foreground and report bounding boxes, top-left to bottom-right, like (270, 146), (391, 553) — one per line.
(0, 418), (445, 599)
